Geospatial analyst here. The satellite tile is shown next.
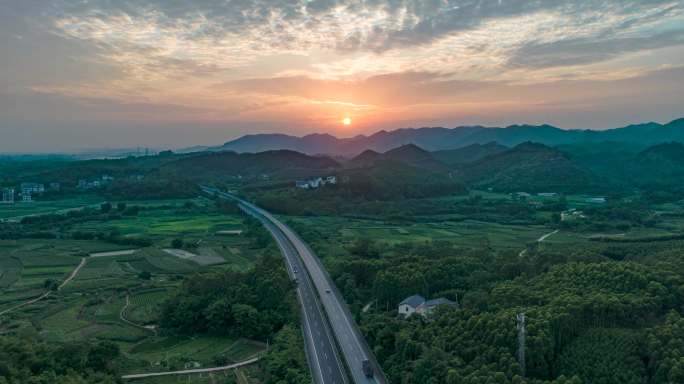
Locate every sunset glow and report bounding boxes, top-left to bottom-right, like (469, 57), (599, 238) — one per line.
(343, 117), (352, 126)
(1, 1), (683, 151)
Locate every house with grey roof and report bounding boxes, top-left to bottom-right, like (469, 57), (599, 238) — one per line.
(416, 297), (458, 316)
(398, 294), (425, 317)
(399, 294), (459, 317)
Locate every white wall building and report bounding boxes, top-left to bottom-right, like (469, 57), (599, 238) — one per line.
(1, 188), (15, 204)
(398, 295), (425, 317)
(295, 175), (337, 189)
(399, 295), (459, 317)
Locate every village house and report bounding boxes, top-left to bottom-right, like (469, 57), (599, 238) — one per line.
(295, 175), (337, 189)
(1, 188), (15, 204)
(417, 298), (458, 316)
(398, 295), (425, 317)
(77, 175), (113, 190)
(398, 294), (459, 317)
(20, 182), (45, 195)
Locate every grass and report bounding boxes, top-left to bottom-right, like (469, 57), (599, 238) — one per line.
(0, 196), (265, 379)
(39, 300), (93, 340)
(0, 256), (22, 288)
(289, 215), (551, 250)
(74, 211), (244, 238)
(126, 290), (167, 324)
(0, 195), (102, 219)
(129, 335), (264, 368)
(129, 367), (256, 384)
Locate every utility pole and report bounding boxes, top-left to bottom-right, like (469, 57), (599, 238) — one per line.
(516, 312), (526, 377)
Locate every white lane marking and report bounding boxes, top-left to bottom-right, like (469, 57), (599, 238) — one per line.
(216, 192), (350, 384)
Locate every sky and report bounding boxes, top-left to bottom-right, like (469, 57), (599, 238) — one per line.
(1, 0), (683, 152)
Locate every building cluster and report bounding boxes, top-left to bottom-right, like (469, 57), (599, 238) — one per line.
(398, 294), (458, 318)
(295, 175), (337, 189)
(77, 175), (114, 190)
(1, 182), (59, 204)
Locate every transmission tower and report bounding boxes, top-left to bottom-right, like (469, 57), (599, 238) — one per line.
(516, 312), (526, 377)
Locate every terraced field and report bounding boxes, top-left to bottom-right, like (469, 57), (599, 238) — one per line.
(0, 198), (266, 378)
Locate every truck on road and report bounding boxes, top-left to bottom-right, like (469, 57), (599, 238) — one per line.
(362, 360), (373, 377)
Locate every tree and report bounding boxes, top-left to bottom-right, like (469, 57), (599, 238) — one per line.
(44, 278), (59, 291)
(138, 271), (152, 280)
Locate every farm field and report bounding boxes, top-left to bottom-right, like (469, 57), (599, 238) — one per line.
(0, 195), (103, 219)
(129, 364), (262, 384)
(0, 196), (267, 378)
(286, 215), (554, 251)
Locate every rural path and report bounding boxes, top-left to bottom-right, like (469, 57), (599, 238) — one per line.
(120, 356), (261, 380)
(0, 257), (86, 316)
(58, 257), (86, 289)
(519, 229), (560, 257)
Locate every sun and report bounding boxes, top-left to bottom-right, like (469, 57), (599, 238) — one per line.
(342, 117), (352, 125)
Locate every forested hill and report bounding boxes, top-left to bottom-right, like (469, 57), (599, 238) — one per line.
(456, 142), (600, 193)
(432, 142), (508, 165)
(213, 117), (684, 155)
(347, 144), (448, 171)
(154, 150), (340, 180)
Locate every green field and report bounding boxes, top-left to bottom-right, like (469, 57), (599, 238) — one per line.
(0, 197), (266, 378)
(0, 195), (102, 219)
(287, 215), (553, 251)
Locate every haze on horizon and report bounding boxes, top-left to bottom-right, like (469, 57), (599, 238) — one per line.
(1, 0), (683, 152)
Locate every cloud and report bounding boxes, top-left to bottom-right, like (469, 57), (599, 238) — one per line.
(43, 0), (684, 80)
(510, 28), (684, 68)
(2, 0), (684, 151)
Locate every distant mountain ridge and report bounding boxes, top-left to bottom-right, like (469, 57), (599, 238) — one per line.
(212, 118), (684, 156)
(458, 142), (600, 193)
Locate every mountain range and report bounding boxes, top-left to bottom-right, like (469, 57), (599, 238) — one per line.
(209, 118), (684, 156)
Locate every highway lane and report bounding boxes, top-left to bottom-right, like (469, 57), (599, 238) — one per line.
(238, 200), (348, 384)
(204, 187), (386, 384)
(259, 210), (387, 384)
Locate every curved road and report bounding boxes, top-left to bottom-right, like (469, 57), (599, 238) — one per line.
(204, 187), (386, 384)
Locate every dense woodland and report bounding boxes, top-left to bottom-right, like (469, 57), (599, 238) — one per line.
(0, 336), (121, 383)
(289, 221), (684, 383)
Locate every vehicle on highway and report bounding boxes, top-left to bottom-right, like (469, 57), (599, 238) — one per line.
(362, 360), (374, 377)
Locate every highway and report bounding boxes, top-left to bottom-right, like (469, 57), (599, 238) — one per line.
(203, 187), (386, 384)
(257, 211), (347, 384)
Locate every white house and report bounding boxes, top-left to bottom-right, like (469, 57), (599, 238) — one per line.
(1, 188), (15, 204)
(20, 182), (44, 195)
(295, 175), (337, 189)
(399, 295), (459, 317)
(398, 295), (425, 317)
